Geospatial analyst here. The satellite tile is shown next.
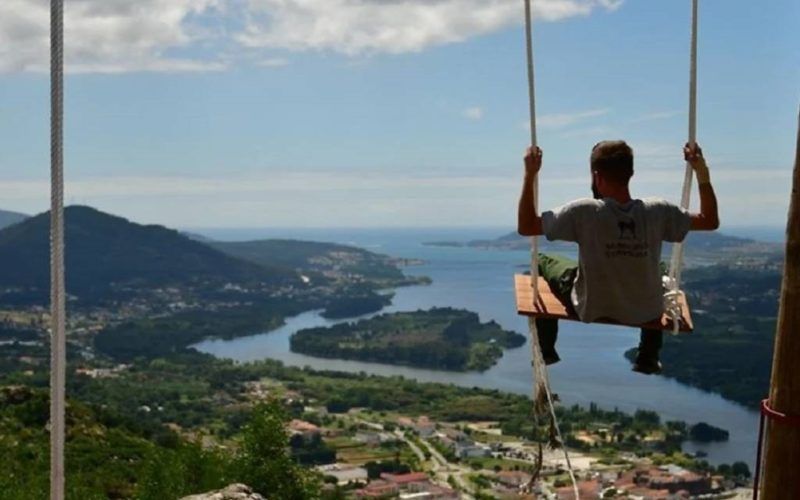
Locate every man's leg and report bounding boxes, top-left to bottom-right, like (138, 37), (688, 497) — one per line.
(538, 253), (579, 301)
(633, 262), (669, 374)
(534, 317), (560, 365)
(535, 253), (578, 365)
(634, 328), (664, 374)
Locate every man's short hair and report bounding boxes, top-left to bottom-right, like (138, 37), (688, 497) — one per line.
(591, 140), (634, 184)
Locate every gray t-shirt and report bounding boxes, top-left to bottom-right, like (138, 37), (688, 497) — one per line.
(541, 197), (691, 324)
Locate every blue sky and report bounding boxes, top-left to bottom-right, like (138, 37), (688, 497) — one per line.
(0, 0), (797, 229)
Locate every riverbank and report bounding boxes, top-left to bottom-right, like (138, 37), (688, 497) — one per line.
(194, 296), (759, 469)
(193, 227), (763, 469)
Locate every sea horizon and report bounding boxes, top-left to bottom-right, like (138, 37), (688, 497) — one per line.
(185, 224), (788, 244)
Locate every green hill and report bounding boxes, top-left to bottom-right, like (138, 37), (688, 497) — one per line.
(210, 239), (428, 319)
(0, 209), (28, 230)
(211, 239), (413, 286)
(0, 385), (318, 499)
(0, 206), (297, 303)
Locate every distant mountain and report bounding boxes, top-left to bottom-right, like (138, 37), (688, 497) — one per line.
(210, 239), (410, 285)
(427, 230), (783, 257)
(0, 206), (297, 301)
(0, 209), (28, 231)
(181, 231), (215, 243)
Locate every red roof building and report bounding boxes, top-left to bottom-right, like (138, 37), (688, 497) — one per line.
(381, 472), (430, 485)
(354, 480), (399, 498)
(555, 479), (602, 499)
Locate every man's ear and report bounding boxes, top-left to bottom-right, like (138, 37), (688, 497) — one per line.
(591, 171), (603, 199)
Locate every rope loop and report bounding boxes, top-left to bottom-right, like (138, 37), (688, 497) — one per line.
(662, 275), (683, 335)
(753, 399), (800, 499)
(761, 399), (800, 427)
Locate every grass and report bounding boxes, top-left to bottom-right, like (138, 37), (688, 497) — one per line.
(336, 447), (398, 464)
(468, 431), (517, 444)
(325, 434), (416, 466)
(465, 456), (534, 472)
(325, 436), (363, 449)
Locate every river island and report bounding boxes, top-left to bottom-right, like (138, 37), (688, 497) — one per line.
(290, 308), (526, 371)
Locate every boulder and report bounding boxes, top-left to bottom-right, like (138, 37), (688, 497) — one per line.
(1, 385), (34, 404)
(180, 484), (265, 500)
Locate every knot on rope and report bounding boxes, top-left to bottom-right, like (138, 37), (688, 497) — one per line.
(662, 275), (684, 335)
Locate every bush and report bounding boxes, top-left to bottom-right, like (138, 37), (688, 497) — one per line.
(233, 401), (321, 499)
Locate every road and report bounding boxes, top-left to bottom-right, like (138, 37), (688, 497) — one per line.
(354, 416), (498, 499)
(393, 429), (427, 465)
(414, 436), (476, 499)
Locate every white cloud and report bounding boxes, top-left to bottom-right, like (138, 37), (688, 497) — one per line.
(0, 172), (518, 201)
(0, 0), (227, 74)
(632, 110), (682, 123)
(1, 0), (623, 74)
(5, 163), (789, 227)
(4, 166), (784, 203)
(237, 0), (625, 55)
(463, 107), (484, 121)
(255, 57), (290, 68)
(538, 108), (610, 129)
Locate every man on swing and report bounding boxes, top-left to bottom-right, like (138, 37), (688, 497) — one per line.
(517, 141), (719, 374)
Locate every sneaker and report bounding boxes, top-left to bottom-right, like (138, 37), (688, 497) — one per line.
(632, 358), (663, 375)
(542, 351), (561, 366)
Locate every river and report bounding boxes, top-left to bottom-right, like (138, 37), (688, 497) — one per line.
(192, 227), (762, 469)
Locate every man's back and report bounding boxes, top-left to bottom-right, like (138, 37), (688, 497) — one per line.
(517, 141), (718, 371)
(542, 197), (691, 324)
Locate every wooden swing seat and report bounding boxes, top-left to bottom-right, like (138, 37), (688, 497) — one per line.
(514, 274), (694, 332)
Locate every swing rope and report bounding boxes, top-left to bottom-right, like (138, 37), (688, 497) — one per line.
(665, 0), (699, 334)
(49, 0), (67, 499)
(523, 1), (579, 497)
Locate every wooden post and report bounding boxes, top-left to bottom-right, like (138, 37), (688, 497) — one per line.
(759, 107), (800, 499)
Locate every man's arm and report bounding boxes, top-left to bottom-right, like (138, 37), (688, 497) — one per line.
(685, 143), (720, 231)
(518, 147), (544, 236)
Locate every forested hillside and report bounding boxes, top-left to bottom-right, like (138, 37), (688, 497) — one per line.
(0, 206), (297, 304)
(0, 209), (27, 230)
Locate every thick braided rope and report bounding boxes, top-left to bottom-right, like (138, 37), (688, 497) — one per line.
(49, 1), (66, 499)
(523, 1), (579, 497)
(666, 0), (699, 334)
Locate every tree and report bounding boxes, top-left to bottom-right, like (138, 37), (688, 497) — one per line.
(633, 410), (660, 427)
(233, 401), (321, 499)
(731, 461), (751, 479)
(136, 444), (228, 500)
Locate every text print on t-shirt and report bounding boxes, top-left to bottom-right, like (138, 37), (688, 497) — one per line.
(606, 217), (649, 258)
